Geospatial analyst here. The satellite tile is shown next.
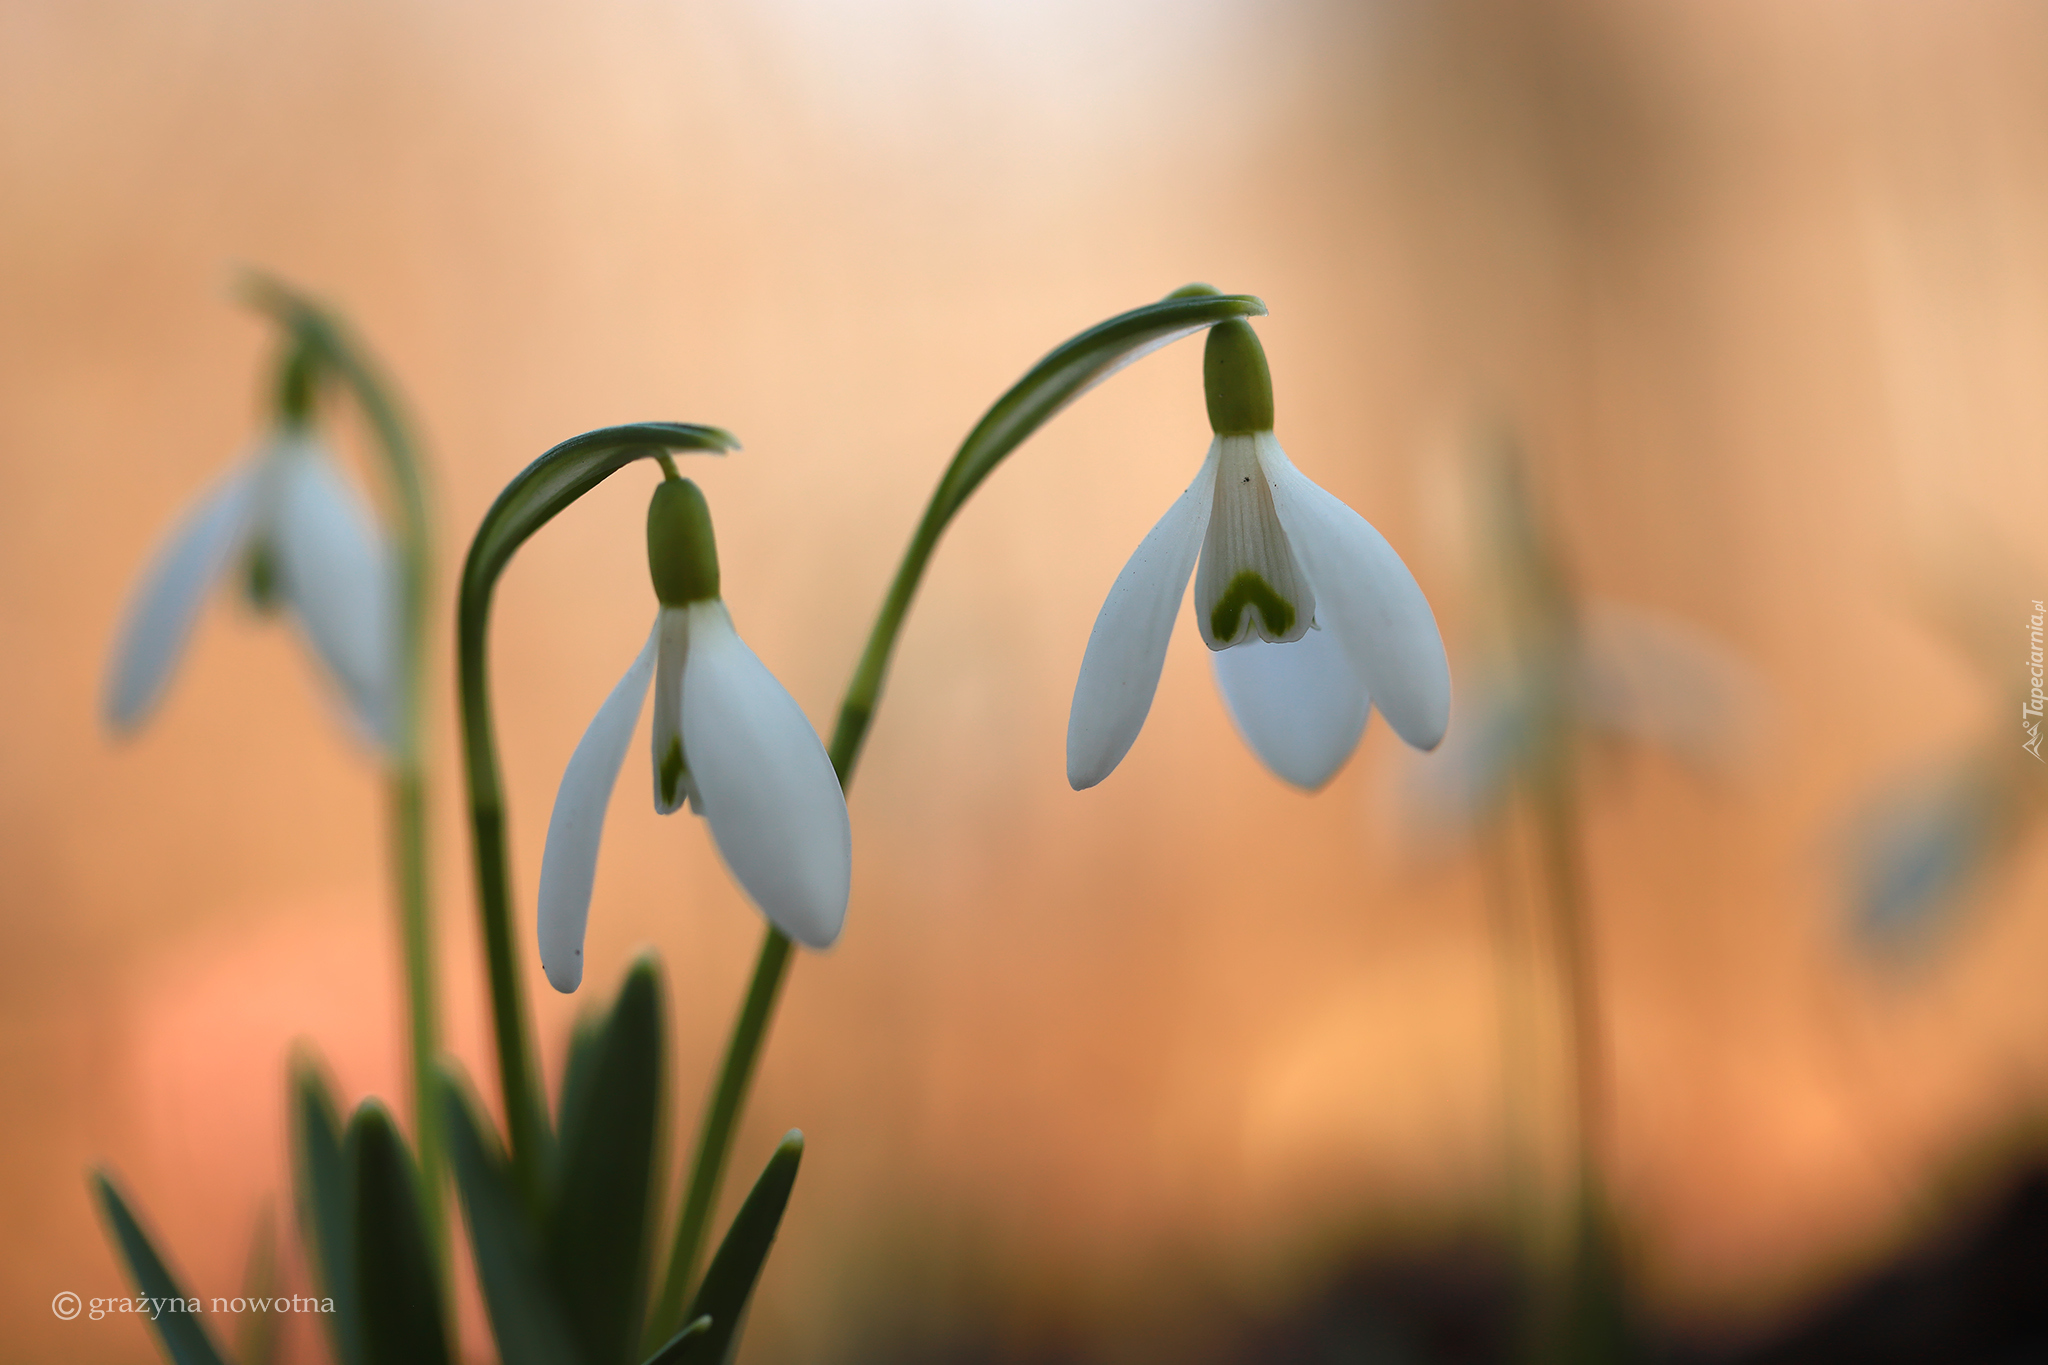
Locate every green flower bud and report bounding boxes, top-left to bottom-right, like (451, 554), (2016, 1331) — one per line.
(646, 478), (721, 606)
(1203, 319), (1274, 435)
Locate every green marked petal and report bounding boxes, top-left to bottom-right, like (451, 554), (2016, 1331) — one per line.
(1193, 434), (1314, 648)
(1208, 570), (1296, 644)
(658, 735), (688, 811)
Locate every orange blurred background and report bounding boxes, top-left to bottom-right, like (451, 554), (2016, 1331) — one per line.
(4, 0), (2048, 1360)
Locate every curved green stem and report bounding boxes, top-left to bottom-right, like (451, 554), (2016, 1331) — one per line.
(637, 512), (940, 1349)
(456, 598), (551, 1205)
(246, 277), (446, 1263)
(451, 424), (740, 1205)
(644, 928), (791, 1341)
(641, 289), (1270, 1348)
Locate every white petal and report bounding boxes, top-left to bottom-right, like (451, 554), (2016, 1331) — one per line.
(1065, 441), (1220, 789)
(103, 461), (262, 732)
(1402, 679), (1528, 829)
(1575, 602), (1764, 776)
(1260, 433), (1451, 751)
(649, 608), (694, 813)
(537, 618), (660, 993)
(681, 601), (851, 949)
(1211, 628), (1370, 790)
(1193, 433), (1315, 647)
(271, 440), (398, 750)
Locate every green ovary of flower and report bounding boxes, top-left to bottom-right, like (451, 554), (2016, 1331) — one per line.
(1209, 569), (1294, 644)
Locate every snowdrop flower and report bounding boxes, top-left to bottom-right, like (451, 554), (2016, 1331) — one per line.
(1407, 604), (1765, 830)
(1067, 319), (1450, 791)
(104, 429), (394, 747)
(538, 477), (851, 991)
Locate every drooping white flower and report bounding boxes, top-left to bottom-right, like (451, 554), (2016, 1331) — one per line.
(537, 477), (851, 991)
(1067, 320), (1450, 791)
(103, 431), (395, 749)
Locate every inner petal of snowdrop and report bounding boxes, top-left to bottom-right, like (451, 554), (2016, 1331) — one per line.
(1193, 433), (1315, 649)
(651, 607), (700, 813)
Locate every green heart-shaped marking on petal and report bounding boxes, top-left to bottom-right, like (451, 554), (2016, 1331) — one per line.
(659, 735), (688, 810)
(1209, 569), (1294, 644)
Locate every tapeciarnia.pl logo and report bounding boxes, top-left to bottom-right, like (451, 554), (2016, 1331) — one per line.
(2025, 599), (2044, 762)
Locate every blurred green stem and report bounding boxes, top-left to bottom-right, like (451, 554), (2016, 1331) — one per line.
(250, 278), (448, 1266)
(1530, 769), (1603, 1194)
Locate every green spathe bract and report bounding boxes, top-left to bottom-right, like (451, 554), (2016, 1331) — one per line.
(647, 479), (720, 607)
(1203, 319), (1274, 435)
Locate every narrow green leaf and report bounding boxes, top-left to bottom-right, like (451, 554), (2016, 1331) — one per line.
(348, 1101), (451, 1365)
(290, 1054), (363, 1365)
(456, 420), (736, 1200)
(929, 290), (1266, 530)
(639, 1316), (712, 1365)
(551, 1011), (609, 1190)
(678, 1132), (804, 1365)
(440, 1067), (586, 1365)
(91, 1170), (230, 1365)
(548, 955), (667, 1365)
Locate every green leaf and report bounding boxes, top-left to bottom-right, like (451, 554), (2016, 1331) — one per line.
(548, 955), (667, 1365)
(91, 1170), (230, 1365)
(348, 1101), (451, 1365)
(928, 290), (1266, 531)
(290, 1055), (363, 1365)
(441, 1067), (586, 1365)
(639, 1316), (713, 1365)
(552, 1011), (609, 1183)
(678, 1132), (804, 1365)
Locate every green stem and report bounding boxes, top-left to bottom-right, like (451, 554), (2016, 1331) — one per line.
(1530, 768), (1602, 1193)
(456, 604), (551, 1204)
(253, 282), (449, 1263)
(637, 295), (1272, 1346)
(338, 325), (447, 1269)
(446, 424), (737, 1209)
(644, 928), (792, 1340)
(641, 504), (950, 1349)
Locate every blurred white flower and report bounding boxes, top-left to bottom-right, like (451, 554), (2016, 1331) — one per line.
(1066, 321), (1450, 791)
(537, 479), (850, 991)
(1406, 603), (1765, 829)
(103, 432), (394, 749)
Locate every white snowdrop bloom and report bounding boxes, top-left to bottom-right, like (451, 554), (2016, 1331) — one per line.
(1067, 320), (1450, 791)
(103, 431), (395, 749)
(537, 477), (851, 991)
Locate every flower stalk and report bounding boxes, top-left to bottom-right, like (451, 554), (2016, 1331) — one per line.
(242, 275), (447, 1265)
(455, 424), (742, 1205)
(639, 287), (1268, 1346)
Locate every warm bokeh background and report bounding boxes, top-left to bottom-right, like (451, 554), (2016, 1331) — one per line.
(5, 0), (2047, 1360)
